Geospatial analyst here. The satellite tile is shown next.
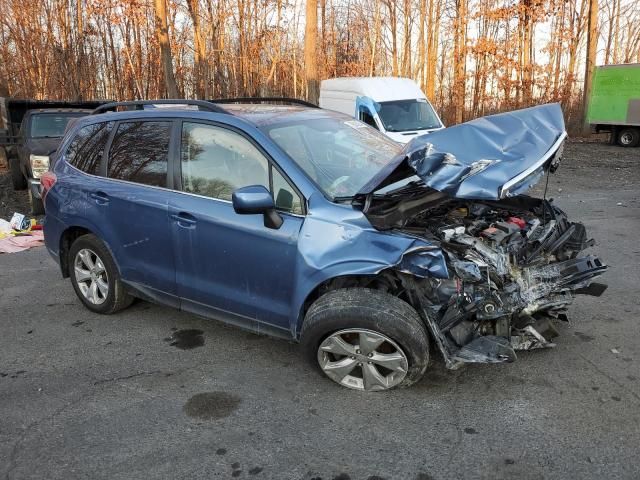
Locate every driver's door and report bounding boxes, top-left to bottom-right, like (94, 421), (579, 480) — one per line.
(169, 121), (304, 333)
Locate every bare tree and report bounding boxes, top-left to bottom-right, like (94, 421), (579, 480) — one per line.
(2, 0), (638, 132)
(304, 0), (319, 103)
(154, 0), (179, 98)
(583, 0), (599, 131)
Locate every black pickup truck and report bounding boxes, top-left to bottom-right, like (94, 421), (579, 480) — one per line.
(0, 98), (108, 214)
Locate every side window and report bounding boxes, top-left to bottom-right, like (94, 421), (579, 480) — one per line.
(272, 167), (303, 214)
(66, 122), (113, 175)
(107, 121), (170, 187)
(180, 122), (268, 201)
(359, 110), (378, 130)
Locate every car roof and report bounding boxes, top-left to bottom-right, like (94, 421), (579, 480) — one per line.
(81, 103), (347, 129)
(26, 109), (93, 115)
(222, 103), (345, 127)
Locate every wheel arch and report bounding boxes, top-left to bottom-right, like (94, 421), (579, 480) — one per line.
(293, 268), (422, 339)
(59, 226), (120, 278)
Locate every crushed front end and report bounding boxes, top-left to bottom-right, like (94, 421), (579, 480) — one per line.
(354, 104), (607, 368)
(395, 195), (607, 368)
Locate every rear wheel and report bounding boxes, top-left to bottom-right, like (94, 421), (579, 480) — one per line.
(301, 288), (430, 391)
(617, 127), (640, 147)
(69, 234), (133, 314)
(9, 156), (27, 190)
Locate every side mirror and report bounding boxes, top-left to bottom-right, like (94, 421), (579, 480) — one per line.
(232, 185), (283, 229)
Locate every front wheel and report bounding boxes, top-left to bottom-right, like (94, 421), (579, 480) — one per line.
(300, 288), (430, 391)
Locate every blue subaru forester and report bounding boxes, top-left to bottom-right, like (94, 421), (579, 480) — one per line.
(42, 99), (606, 391)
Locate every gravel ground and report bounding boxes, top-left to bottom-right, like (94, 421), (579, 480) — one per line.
(0, 140), (639, 480)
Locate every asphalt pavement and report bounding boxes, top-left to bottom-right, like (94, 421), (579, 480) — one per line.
(1, 142), (639, 479)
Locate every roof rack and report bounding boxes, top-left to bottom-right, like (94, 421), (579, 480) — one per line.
(91, 99), (230, 115)
(209, 97), (319, 108)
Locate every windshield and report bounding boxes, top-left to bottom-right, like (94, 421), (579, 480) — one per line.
(264, 117), (401, 199)
(377, 99), (441, 132)
(30, 114), (86, 138)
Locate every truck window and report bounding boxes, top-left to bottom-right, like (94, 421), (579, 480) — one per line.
(377, 99), (441, 132)
(66, 122), (113, 176)
(359, 111), (379, 130)
(30, 114), (86, 138)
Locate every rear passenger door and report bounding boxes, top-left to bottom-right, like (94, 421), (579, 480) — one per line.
(98, 120), (177, 300)
(169, 121), (304, 334)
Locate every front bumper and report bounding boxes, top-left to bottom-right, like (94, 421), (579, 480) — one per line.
(27, 178), (42, 199)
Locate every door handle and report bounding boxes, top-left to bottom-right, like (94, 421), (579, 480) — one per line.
(171, 212), (197, 229)
(89, 191), (109, 205)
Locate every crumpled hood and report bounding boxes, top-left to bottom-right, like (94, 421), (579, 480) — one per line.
(358, 103), (567, 200)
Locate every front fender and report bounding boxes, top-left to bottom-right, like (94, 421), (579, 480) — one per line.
(288, 208), (448, 337)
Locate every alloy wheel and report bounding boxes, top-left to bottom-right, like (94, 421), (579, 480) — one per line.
(74, 248), (109, 305)
(317, 328), (409, 391)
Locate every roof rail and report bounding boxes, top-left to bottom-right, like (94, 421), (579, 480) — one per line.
(91, 99), (230, 115)
(209, 97), (319, 108)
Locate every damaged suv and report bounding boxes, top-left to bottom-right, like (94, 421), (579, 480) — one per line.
(43, 99), (606, 391)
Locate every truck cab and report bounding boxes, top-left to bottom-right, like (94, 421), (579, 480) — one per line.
(319, 77), (444, 144)
(16, 109), (92, 214)
(0, 98), (108, 214)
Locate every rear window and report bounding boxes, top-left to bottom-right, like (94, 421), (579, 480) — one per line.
(66, 122), (113, 176)
(107, 121), (171, 187)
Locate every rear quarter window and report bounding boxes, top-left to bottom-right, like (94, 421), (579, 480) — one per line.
(66, 122), (113, 176)
(107, 121), (171, 187)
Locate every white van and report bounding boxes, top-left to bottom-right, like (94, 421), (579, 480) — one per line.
(319, 77), (444, 143)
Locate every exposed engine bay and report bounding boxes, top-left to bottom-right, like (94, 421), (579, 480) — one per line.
(394, 194), (607, 368)
(349, 104), (607, 368)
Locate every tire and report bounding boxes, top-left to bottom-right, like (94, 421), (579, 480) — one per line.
(617, 127), (640, 147)
(69, 234), (133, 314)
(300, 288), (430, 391)
(9, 156), (27, 190)
(30, 190), (45, 215)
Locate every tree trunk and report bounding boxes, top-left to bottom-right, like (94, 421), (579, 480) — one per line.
(188, 0), (207, 99)
(153, 0), (179, 98)
(417, 0), (427, 87)
(304, 0), (319, 103)
(583, 0), (599, 132)
(386, 0), (399, 76)
(521, 0), (533, 106)
(425, 0), (440, 100)
(453, 0), (467, 123)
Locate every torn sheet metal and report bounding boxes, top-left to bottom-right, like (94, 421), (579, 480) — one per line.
(289, 192), (449, 335)
(358, 103), (567, 200)
(453, 336), (517, 364)
(395, 194), (607, 368)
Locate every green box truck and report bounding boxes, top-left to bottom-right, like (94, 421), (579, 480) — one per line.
(587, 63), (640, 147)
